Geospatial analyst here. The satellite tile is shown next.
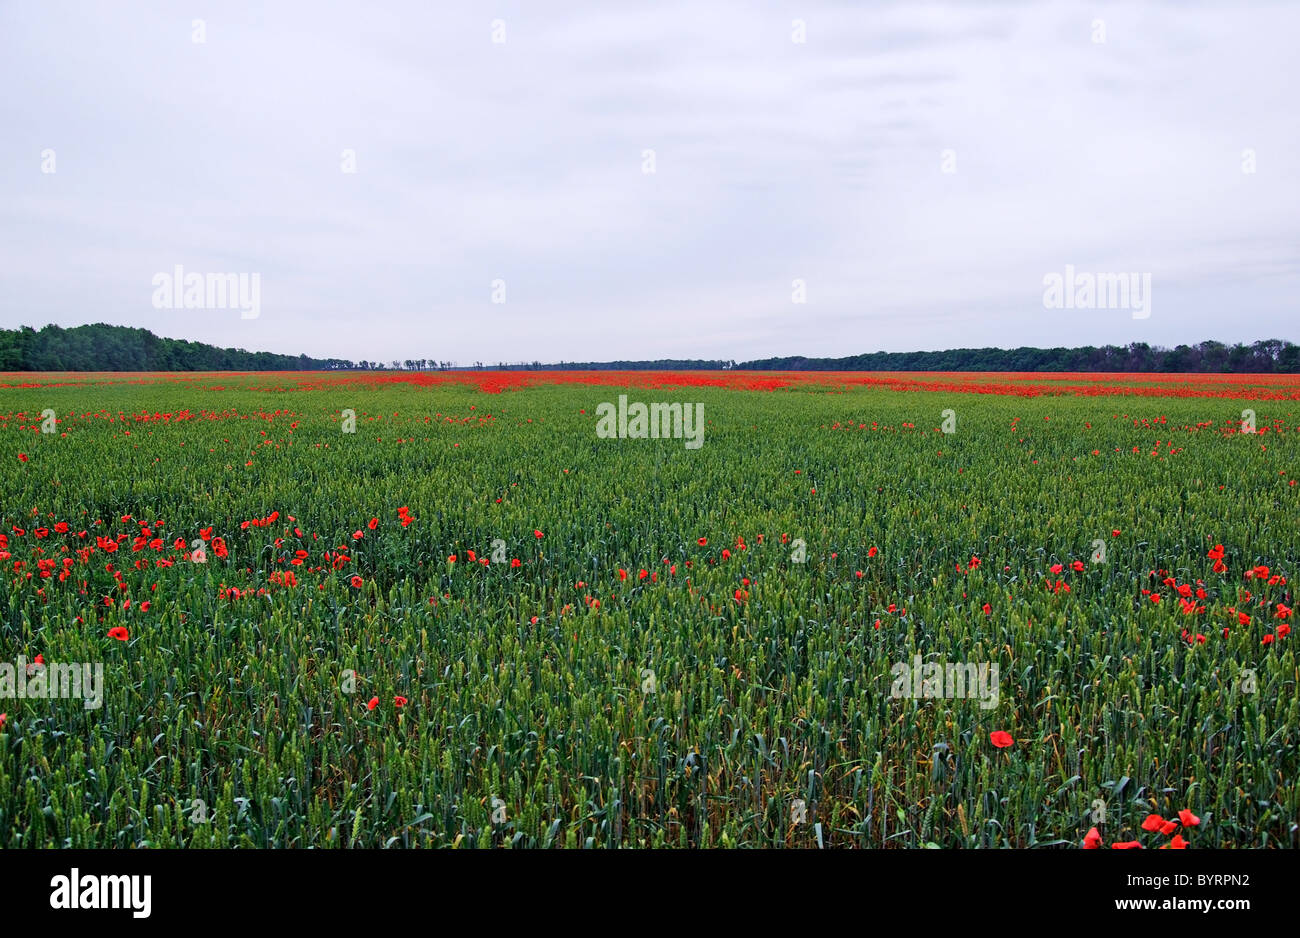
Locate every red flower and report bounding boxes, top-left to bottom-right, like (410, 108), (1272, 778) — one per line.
(447, 554), (457, 563)
(1140, 814), (1165, 832)
(1177, 809), (1200, 827)
(353, 530), (363, 540)
(108, 626), (129, 641)
(1163, 834), (1188, 849)
(1112, 529), (1121, 537)
(368, 517), (378, 530)
(1111, 841), (1143, 849)
(534, 530), (544, 539)
(366, 696), (378, 711)
(697, 537), (707, 546)
(394, 696), (407, 707)
(1083, 827), (1103, 849)
(982, 603), (992, 615)
(17, 453), (28, 463)
(989, 730), (1013, 748)
(868, 546), (878, 558)
(350, 575), (363, 588)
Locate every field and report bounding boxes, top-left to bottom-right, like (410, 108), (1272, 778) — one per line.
(1, 370), (1297, 848)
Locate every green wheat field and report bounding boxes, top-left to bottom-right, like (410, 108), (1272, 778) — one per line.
(1, 371), (1296, 848)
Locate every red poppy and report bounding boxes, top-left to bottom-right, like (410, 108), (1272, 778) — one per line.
(868, 546), (878, 558)
(989, 730), (1013, 748)
(1083, 827), (1103, 849)
(1162, 834), (1188, 849)
(534, 530), (544, 539)
(18, 453), (28, 463)
(697, 537), (707, 546)
(1140, 814), (1165, 832)
(394, 696), (407, 707)
(108, 626), (129, 641)
(366, 696), (378, 711)
(368, 518), (378, 530)
(350, 575), (363, 588)
(1177, 809), (1200, 827)
(1111, 841), (1143, 849)
(982, 603), (992, 615)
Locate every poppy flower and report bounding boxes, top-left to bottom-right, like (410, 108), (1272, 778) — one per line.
(698, 537), (707, 546)
(989, 730), (1013, 748)
(868, 546), (878, 558)
(982, 603), (992, 615)
(1083, 827), (1103, 849)
(108, 626), (129, 641)
(366, 696), (379, 711)
(1111, 841), (1143, 849)
(394, 696), (407, 707)
(1140, 814), (1166, 833)
(368, 518), (378, 530)
(534, 530), (544, 539)
(350, 575), (363, 588)
(0, 713), (5, 728)
(1177, 809), (1200, 827)
(1162, 834), (1188, 849)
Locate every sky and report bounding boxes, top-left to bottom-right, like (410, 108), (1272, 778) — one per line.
(1, 0), (1297, 365)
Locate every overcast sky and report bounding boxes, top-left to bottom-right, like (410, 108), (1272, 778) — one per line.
(1, 1), (1296, 364)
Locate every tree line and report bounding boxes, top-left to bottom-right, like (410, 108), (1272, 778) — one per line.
(737, 340), (1300, 373)
(1, 324), (1296, 374)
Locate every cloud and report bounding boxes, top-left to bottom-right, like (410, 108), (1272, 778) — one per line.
(1, 0), (1296, 363)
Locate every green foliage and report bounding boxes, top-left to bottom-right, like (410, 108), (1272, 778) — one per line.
(0, 378), (1295, 847)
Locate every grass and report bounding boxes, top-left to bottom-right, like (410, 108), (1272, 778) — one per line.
(0, 373), (1296, 847)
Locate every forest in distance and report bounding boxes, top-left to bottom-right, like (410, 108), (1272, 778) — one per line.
(1, 322), (1298, 374)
